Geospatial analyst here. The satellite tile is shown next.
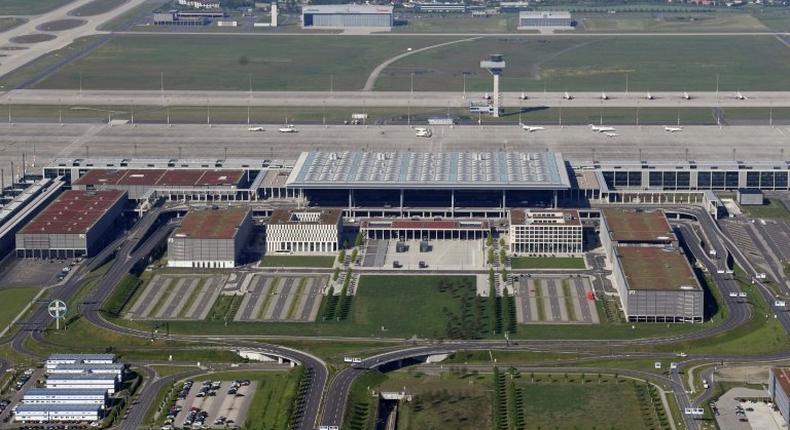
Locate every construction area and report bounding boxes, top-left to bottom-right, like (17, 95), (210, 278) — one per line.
(125, 274), (227, 320)
(232, 274), (326, 322)
(514, 276), (600, 324)
(124, 273), (326, 322)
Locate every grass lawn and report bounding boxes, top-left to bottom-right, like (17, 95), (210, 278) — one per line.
(16, 34), (453, 91)
(0, 0), (74, 14)
(0, 287), (39, 332)
(511, 256), (586, 270)
(741, 198), (790, 220)
(376, 35), (790, 91)
(518, 377), (657, 429)
(259, 255), (336, 268)
(577, 11), (769, 33)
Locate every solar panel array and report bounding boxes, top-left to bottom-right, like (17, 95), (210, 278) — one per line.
(289, 151), (568, 189)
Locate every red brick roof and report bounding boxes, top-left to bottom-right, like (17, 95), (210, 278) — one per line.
(20, 190), (126, 235)
(774, 368), (790, 396)
(73, 169), (244, 188)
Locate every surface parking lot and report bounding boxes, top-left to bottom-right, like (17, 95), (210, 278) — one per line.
(364, 239), (485, 270)
(126, 274), (226, 320)
(233, 274), (325, 322)
(170, 380), (256, 429)
(0, 257), (68, 288)
(515, 276), (600, 324)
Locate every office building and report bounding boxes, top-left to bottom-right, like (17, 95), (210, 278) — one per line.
(167, 207), (253, 268)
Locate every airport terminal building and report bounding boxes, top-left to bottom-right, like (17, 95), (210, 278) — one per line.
(301, 5), (393, 29)
(601, 208), (703, 323)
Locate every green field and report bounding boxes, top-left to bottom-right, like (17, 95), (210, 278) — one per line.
(376, 35), (790, 91)
(741, 198), (790, 220)
(259, 255), (336, 268)
(9, 33), (790, 93)
(12, 34), (452, 91)
(577, 11), (770, 32)
(511, 256), (586, 270)
(0, 287), (39, 333)
(518, 376), (663, 429)
(0, 0), (74, 14)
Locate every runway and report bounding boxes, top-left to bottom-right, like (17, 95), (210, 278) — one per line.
(0, 0), (146, 80)
(4, 89), (790, 108)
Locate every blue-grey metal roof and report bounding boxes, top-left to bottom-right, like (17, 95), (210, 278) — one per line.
(47, 373), (117, 381)
(286, 151), (571, 190)
(302, 4), (393, 14)
(24, 388), (108, 397)
(15, 404), (102, 412)
(49, 363), (124, 371)
(47, 354), (115, 361)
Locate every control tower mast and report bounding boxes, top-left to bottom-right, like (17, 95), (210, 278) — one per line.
(480, 54), (506, 117)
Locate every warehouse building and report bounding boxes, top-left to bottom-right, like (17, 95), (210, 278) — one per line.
(46, 354), (116, 369)
(302, 5), (394, 29)
(167, 207), (253, 269)
(509, 209), (583, 255)
(16, 190), (127, 258)
(23, 389), (108, 406)
(14, 404), (102, 423)
(266, 209), (342, 254)
(45, 374), (118, 394)
(601, 208), (703, 323)
(518, 11), (573, 29)
(770, 368), (790, 425)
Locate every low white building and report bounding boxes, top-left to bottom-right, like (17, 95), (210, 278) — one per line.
(509, 209), (583, 255)
(177, 0), (220, 9)
(46, 363), (125, 380)
(266, 209), (342, 254)
(46, 374), (118, 394)
(45, 354), (115, 369)
(14, 404), (102, 423)
(23, 389), (108, 406)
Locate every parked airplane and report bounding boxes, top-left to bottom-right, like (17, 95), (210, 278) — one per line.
(664, 126), (683, 133)
(589, 124), (616, 133)
(736, 91), (748, 100)
(520, 92), (528, 100)
(682, 92), (691, 100)
(278, 124), (297, 133)
(646, 92), (655, 100)
(522, 126), (545, 132)
(563, 91), (573, 100)
(600, 91), (609, 100)
(483, 92), (491, 100)
(247, 126), (264, 132)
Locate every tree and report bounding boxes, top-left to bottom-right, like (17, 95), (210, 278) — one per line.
(238, 55), (249, 66)
(355, 231), (364, 247)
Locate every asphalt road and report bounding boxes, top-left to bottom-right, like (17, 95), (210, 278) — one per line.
(5, 90), (790, 108)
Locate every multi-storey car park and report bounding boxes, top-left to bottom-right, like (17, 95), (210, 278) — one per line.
(167, 206), (253, 268)
(15, 190), (127, 258)
(600, 208), (703, 323)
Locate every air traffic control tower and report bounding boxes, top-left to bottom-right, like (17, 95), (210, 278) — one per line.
(480, 54), (506, 117)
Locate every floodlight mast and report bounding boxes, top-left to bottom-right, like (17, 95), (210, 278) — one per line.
(480, 54), (506, 117)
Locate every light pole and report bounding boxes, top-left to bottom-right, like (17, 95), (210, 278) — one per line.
(410, 72), (414, 96)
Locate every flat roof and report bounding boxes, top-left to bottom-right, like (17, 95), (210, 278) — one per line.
(47, 373), (117, 381)
(49, 363), (124, 370)
(603, 208), (674, 243)
(286, 151), (570, 190)
(73, 169), (244, 188)
(25, 388), (108, 396)
(520, 10), (571, 19)
(362, 219), (489, 230)
(19, 190), (126, 235)
(48, 354), (115, 361)
(617, 246), (700, 291)
(173, 207), (250, 239)
(510, 209), (581, 226)
(15, 404), (102, 412)
(269, 208), (342, 225)
(774, 368), (790, 396)
(302, 4), (393, 14)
